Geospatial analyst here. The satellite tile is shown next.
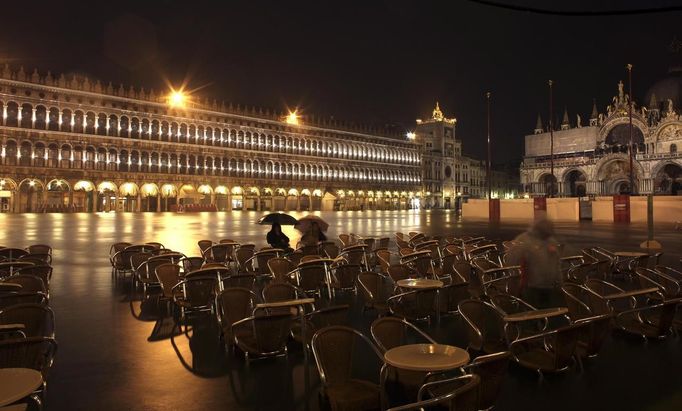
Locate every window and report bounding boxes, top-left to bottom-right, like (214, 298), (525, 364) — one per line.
(671, 144), (677, 153)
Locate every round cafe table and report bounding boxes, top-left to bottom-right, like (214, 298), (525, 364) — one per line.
(384, 343), (470, 372)
(396, 278), (444, 289)
(0, 368), (43, 407)
(614, 251), (647, 258)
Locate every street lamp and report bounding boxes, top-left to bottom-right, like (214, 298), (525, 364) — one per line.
(548, 80), (555, 198)
(167, 89), (187, 109)
(285, 110), (300, 125)
(627, 64), (635, 194)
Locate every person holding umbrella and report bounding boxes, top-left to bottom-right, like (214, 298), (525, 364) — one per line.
(296, 216), (329, 247)
(267, 222), (292, 251)
(258, 213), (298, 252)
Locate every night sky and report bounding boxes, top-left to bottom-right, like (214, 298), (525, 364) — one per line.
(1, 1), (680, 164)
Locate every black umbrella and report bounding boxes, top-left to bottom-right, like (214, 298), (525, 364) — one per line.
(257, 213), (298, 226)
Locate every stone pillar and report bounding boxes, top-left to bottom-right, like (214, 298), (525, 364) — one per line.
(308, 196), (313, 211)
(210, 193), (216, 206)
(227, 193), (232, 211)
(586, 181), (599, 195)
(68, 190), (74, 210)
(136, 193), (141, 212)
(296, 196), (301, 211)
(156, 195), (161, 212)
(256, 196), (261, 211)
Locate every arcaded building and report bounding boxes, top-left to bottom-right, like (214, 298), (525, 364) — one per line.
(0, 66), (427, 213)
(521, 69), (682, 197)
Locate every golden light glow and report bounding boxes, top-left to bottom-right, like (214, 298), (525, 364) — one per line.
(285, 111), (300, 125)
(214, 185), (228, 195)
(406, 131), (416, 139)
(74, 181), (95, 192)
(167, 89), (188, 108)
(197, 184), (213, 195)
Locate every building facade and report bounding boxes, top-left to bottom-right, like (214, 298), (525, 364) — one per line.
(521, 71), (682, 197)
(0, 66), (425, 213)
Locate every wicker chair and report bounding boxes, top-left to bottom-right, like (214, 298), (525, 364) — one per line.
(387, 374), (480, 411)
(155, 263), (183, 309)
(509, 322), (588, 375)
(19, 253), (52, 265)
(0, 336), (58, 381)
(338, 234), (351, 248)
(0, 293), (47, 310)
(0, 303), (55, 338)
(0, 248), (29, 262)
(222, 274), (256, 289)
(332, 264), (361, 293)
(375, 248), (393, 275)
(339, 245), (368, 269)
(438, 282), (470, 316)
(0, 262), (35, 278)
(180, 256), (205, 274)
(267, 257), (295, 283)
(371, 317), (437, 404)
(572, 314), (613, 358)
(235, 247), (255, 273)
(202, 243), (237, 267)
(216, 287), (258, 347)
(171, 275), (219, 322)
(232, 312), (293, 361)
(291, 305), (350, 346)
(2, 275), (47, 296)
(636, 267), (681, 299)
(388, 289), (438, 323)
(357, 272), (391, 314)
(462, 351), (510, 410)
(566, 262), (598, 283)
(320, 242), (340, 259)
(249, 249), (282, 280)
(312, 326), (384, 411)
(615, 298), (681, 340)
(293, 262), (327, 297)
(370, 317), (436, 352)
(15, 266), (52, 288)
(197, 240), (214, 254)
(388, 265), (414, 284)
(458, 299), (507, 354)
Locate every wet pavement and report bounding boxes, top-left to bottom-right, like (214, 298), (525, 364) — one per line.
(0, 210), (680, 411)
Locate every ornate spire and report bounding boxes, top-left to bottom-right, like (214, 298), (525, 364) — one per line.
(561, 107), (570, 130)
(432, 102), (444, 121)
(590, 98), (598, 119)
(534, 113), (543, 134)
(648, 93), (658, 110)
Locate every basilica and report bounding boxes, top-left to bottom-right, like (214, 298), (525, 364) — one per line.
(521, 69), (682, 197)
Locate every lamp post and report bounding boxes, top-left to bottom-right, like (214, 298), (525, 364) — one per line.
(627, 64), (634, 194)
(548, 80), (555, 198)
(486, 91), (492, 200)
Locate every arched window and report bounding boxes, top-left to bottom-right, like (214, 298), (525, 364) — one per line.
(671, 143), (678, 154)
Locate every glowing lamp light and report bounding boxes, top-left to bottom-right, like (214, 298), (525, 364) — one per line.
(406, 131), (416, 140)
(285, 111), (300, 125)
(168, 90), (187, 108)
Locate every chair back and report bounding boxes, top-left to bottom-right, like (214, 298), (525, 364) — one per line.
(203, 243), (236, 264)
(370, 316), (436, 352)
(242, 313), (293, 353)
(573, 314), (613, 357)
(180, 257), (205, 274)
(222, 274), (256, 289)
(312, 326), (382, 386)
(0, 336), (58, 378)
(338, 234), (351, 248)
(197, 240), (214, 253)
(464, 352), (510, 410)
(296, 305), (350, 345)
(217, 287), (257, 330)
(268, 258), (295, 282)
(389, 289), (438, 321)
(109, 242), (132, 258)
(254, 250), (280, 276)
(357, 272), (389, 308)
(235, 247), (255, 272)
(2, 275), (47, 295)
(296, 264), (326, 295)
(340, 245), (367, 267)
(332, 264), (361, 290)
(387, 264), (413, 282)
(179, 276), (218, 309)
(377, 237), (390, 249)
(0, 303), (55, 338)
(320, 242), (340, 259)
(15, 266), (52, 287)
(439, 282), (470, 314)
(636, 267), (681, 299)
(0, 262), (35, 278)
(0, 292), (46, 310)
(155, 264), (182, 298)
(458, 299), (505, 352)
(0, 248), (29, 261)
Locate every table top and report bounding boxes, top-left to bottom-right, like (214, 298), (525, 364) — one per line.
(397, 278), (444, 289)
(560, 255), (584, 261)
(255, 298), (315, 309)
(0, 283), (22, 291)
(503, 307), (569, 322)
(604, 287), (659, 300)
(0, 368), (43, 407)
(384, 344), (469, 372)
(614, 251), (647, 258)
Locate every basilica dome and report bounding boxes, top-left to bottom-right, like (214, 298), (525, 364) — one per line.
(644, 68), (682, 111)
